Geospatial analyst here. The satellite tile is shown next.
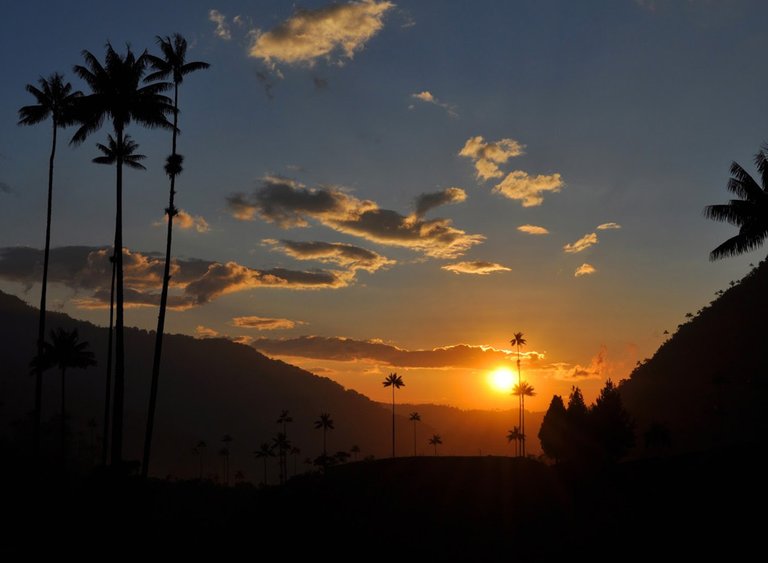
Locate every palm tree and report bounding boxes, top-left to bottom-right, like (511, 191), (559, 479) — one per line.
(72, 43), (173, 466)
(254, 443), (274, 485)
(382, 373), (405, 457)
(506, 426), (522, 457)
(42, 328), (96, 463)
(314, 413), (334, 457)
(350, 444), (360, 461)
(221, 434), (233, 485)
(289, 446), (301, 476)
(194, 440), (207, 479)
(272, 432), (291, 484)
(428, 434), (443, 456)
(274, 410), (293, 483)
(101, 253), (115, 466)
(409, 412), (421, 456)
(512, 382), (536, 457)
(18, 73), (82, 457)
(704, 148), (768, 260)
(142, 36), (209, 478)
(510, 332), (526, 453)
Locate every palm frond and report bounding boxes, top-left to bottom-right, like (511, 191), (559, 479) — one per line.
(727, 162), (763, 200)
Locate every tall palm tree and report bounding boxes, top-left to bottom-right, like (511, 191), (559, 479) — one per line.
(510, 332), (526, 452)
(289, 446), (301, 476)
(350, 444), (360, 461)
(254, 442), (274, 486)
(314, 413), (334, 457)
(193, 440), (207, 480)
(506, 426), (522, 457)
(428, 434), (443, 456)
(409, 411), (421, 456)
(704, 148), (768, 260)
(101, 253), (116, 466)
(272, 432), (291, 484)
(382, 373), (405, 457)
(221, 434), (233, 485)
(42, 328), (96, 463)
(72, 43), (173, 466)
(18, 73), (82, 457)
(275, 410), (293, 483)
(142, 35), (209, 478)
(512, 382), (535, 457)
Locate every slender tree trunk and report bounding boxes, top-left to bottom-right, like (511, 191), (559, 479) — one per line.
(521, 395), (526, 457)
(198, 453), (203, 480)
(101, 248), (116, 466)
(142, 85), (180, 478)
(323, 428), (327, 457)
(111, 127), (125, 467)
(60, 367), (66, 465)
(33, 121), (57, 458)
(413, 421), (417, 456)
(391, 386), (395, 458)
(517, 345), (522, 457)
(263, 458), (267, 485)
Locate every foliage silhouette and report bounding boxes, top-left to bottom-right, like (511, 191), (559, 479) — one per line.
(428, 433), (443, 456)
(143, 34), (209, 478)
(275, 410), (293, 483)
(254, 442), (275, 485)
(272, 432), (291, 484)
(193, 440), (207, 480)
(314, 413), (334, 458)
(510, 332), (526, 456)
(590, 379), (635, 463)
(409, 411), (421, 456)
(506, 426), (523, 456)
(382, 373), (404, 457)
(18, 72), (82, 458)
(221, 434), (233, 485)
(538, 395), (567, 463)
(512, 382), (535, 456)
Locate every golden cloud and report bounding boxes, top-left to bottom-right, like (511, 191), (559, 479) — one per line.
(263, 239), (394, 272)
(517, 224), (549, 235)
(410, 90), (457, 116)
(458, 136), (525, 180)
(232, 316), (303, 330)
(564, 233), (598, 254)
(596, 222), (621, 230)
(195, 325), (220, 338)
(155, 210), (210, 233)
(493, 171), (564, 207)
(574, 263), (596, 277)
(413, 187), (466, 218)
(209, 9), (231, 40)
(441, 261), (511, 275)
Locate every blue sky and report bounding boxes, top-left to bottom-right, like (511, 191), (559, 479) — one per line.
(1, 0), (766, 409)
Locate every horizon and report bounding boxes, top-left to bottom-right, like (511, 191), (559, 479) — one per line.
(2, 0), (766, 412)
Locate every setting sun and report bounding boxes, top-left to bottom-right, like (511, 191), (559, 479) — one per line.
(488, 366), (516, 393)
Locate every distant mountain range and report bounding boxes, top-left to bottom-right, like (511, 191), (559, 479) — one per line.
(0, 290), (540, 479)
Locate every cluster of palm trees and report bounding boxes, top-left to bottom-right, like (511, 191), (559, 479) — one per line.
(509, 332), (535, 457)
(20, 35), (209, 474)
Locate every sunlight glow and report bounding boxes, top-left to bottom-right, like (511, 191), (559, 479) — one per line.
(488, 366), (516, 393)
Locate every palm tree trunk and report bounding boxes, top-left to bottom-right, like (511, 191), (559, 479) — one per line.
(263, 458), (267, 485)
(521, 395), (526, 457)
(101, 248), (116, 466)
(143, 85), (180, 478)
(33, 121), (57, 458)
(323, 428), (327, 457)
(111, 127), (125, 466)
(413, 421), (417, 456)
(391, 386), (395, 458)
(517, 344), (522, 458)
(60, 366), (66, 465)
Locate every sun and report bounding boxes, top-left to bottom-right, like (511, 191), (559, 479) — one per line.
(488, 366), (516, 393)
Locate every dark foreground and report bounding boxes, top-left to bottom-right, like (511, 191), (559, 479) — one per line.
(2, 451), (764, 559)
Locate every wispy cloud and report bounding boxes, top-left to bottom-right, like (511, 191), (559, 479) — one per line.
(248, 0), (394, 67)
(263, 239), (394, 272)
(209, 9), (232, 40)
(410, 90), (457, 117)
(494, 171), (564, 207)
(563, 233), (598, 254)
(195, 325), (220, 338)
(228, 176), (484, 259)
(155, 210), (209, 233)
(441, 261), (511, 275)
(232, 316), (303, 330)
(574, 263), (596, 277)
(413, 187), (466, 218)
(596, 222), (621, 230)
(458, 136), (524, 180)
(517, 224), (549, 235)
(251, 335), (544, 369)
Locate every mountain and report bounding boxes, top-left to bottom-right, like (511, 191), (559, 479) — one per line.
(620, 259), (768, 453)
(0, 290), (540, 479)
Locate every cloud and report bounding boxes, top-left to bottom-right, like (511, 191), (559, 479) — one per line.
(493, 171), (564, 207)
(228, 177), (484, 259)
(0, 246), (360, 310)
(574, 263), (596, 277)
(410, 90), (457, 117)
(563, 233), (598, 254)
(566, 346), (607, 379)
(263, 239), (394, 272)
(195, 325), (220, 338)
(155, 210), (209, 233)
(458, 136), (525, 180)
(441, 261), (511, 275)
(517, 224), (549, 235)
(251, 335), (544, 369)
(596, 222), (621, 230)
(413, 187), (466, 218)
(0, 181), (12, 195)
(248, 0), (394, 66)
(232, 316), (303, 330)
(209, 9), (232, 40)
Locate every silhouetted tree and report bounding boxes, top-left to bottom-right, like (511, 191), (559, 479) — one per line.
(101, 254), (116, 466)
(18, 72), (82, 457)
(382, 373), (404, 457)
(194, 440), (207, 479)
(290, 446), (301, 476)
(510, 332), (526, 453)
(334, 450), (350, 464)
(590, 379), (635, 463)
(314, 413), (334, 457)
(644, 422), (671, 451)
(275, 410), (293, 483)
(254, 442), (274, 486)
(72, 44), (173, 465)
(409, 411), (421, 456)
(704, 147), (768, 260)
(142, 35), (209, 478)
(506, 426), (522, 457)
(565, 386), (590, 461)
(538, 395), (567, 463)
(272, 432), (291, 484)
(42, 328), (96, 464)
(512, 381), (535, 456)
(221, 434), (233, 484)
(350, 444), (360, 461)
(428, 434), (442, 456)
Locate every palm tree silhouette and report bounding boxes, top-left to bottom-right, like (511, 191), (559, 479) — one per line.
(350, 444), (361, 461)
(142, 35), (209, 478)
(510, 332), (526, 455)
(272, 432), (291, 484)
(193, 440), (207, 480)
(42, 328), (96, 464)
(18, 73), (82, 457)
(409, 411), (421, 456)
(289, 446), (301, 476)
(275, 410), (293, 483)
(72, 44), (173, 466)
(221, 434), (233, 485)
(314, 413), (334, 457)
(512, 382), (536, 457)
(704, 148), (768, 260)
(101, 254), (116, 466)
(254, 442), (275, 486)
(382, 373), (405, 457)
(506, 426), (522, 457)
(428, 434), (443, 456)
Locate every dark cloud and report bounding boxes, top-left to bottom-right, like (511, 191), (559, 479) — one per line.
(413, 187), (466, 217)
(263, 239), (394, 272)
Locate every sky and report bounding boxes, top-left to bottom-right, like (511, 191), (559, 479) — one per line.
(1, 0), (767, 411)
